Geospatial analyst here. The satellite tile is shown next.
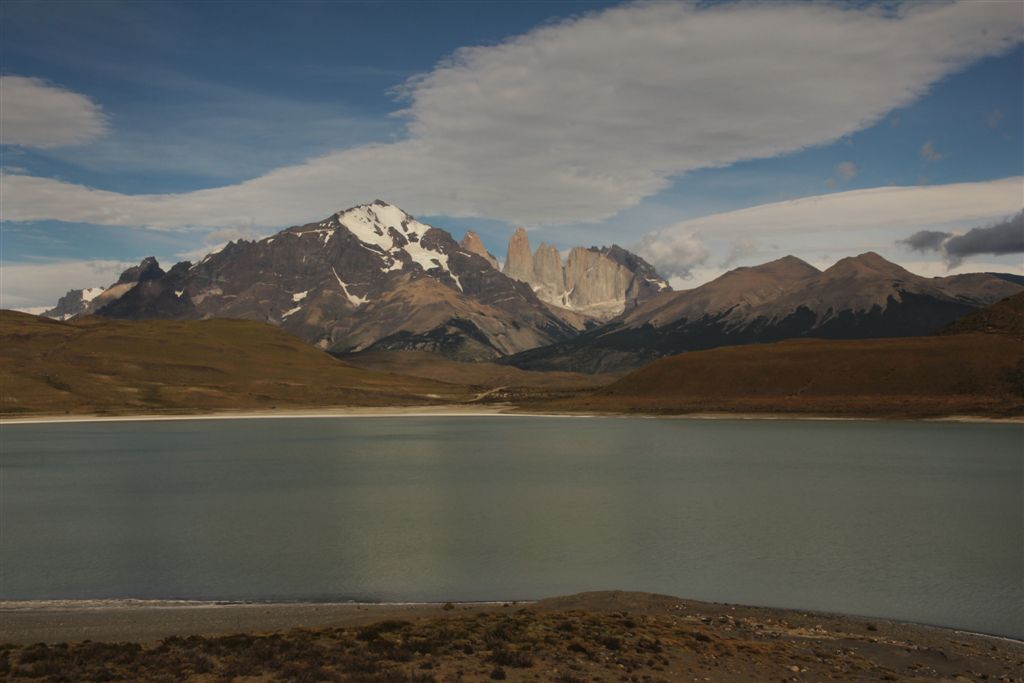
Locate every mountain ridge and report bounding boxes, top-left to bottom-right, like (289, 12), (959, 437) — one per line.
(69, 201), (580, 361)
(506, 251), (1023, 373)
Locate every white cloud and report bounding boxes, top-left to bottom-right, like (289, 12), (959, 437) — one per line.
(0, 76), (108, 148)
(0, 259), (132, 309)
(2, 1), (1022, 229)
(637, 177), (1024, 277)
(637, 230), (710, 279)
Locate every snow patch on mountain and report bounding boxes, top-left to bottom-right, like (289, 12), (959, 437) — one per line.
(332, 267), (368, 307)
(335, 202), (457, 285)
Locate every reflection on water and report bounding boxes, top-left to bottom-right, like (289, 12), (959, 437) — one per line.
(3, 416), (1022, 637)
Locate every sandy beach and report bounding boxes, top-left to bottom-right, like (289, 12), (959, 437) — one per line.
(3, 404), (1022, 425)
(0, 404), (519, 425)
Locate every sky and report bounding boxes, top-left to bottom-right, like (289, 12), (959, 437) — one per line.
(1, 0), (1022, 310)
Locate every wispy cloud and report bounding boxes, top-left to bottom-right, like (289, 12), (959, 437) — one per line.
(0, 76), (108, 148)
(920, 140), (943, 162)
(984, 108), (1005, 130)
(835, 161), (857, 181)
(3, 1), (1022, 229)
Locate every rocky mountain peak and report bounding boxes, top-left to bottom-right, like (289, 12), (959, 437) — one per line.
(459, 230), (499, 269)
(504, 227), (535, 283)
(117, 256), (164, 284)
(500, 230), (670, 321)
(761, 255), (821, 277)
(824, 251), (912, 280)
(43, 256), (171, 321)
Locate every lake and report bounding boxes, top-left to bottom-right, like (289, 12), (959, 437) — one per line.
(2, 416), (1021, 638)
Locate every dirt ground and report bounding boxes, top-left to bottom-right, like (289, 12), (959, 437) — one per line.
(2, 591), (1021, 682)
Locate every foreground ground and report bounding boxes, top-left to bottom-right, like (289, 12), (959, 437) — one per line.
(2, 592), (1021, 682)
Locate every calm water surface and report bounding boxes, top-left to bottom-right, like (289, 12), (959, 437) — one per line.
(2, 417), (1021, 637)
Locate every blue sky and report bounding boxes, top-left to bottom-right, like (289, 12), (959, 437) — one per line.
(1, 0), (1022, 309)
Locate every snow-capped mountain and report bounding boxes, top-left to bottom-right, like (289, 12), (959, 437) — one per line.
(77, 201), (579, 360)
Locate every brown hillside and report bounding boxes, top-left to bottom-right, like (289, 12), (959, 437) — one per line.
(0, 311), (468, 417)
(941, 291), (1024, 336)
(556, 334), (1024, 417)
(340, 350), (616, 391)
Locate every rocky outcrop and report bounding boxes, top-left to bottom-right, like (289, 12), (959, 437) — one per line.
(500, 230), (670, 321)
(116, 257), (163, 284)
(49, 201), (578, 361)
(504, 227), (535, 283)
(42, 257), (166, 321)
(459, 230), (499, 270)
(532, 243), (565, 303)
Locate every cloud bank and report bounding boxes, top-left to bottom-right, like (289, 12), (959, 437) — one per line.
(901, 210), (1024, 266)
(0, 259), (133, 309)
(3, 1), (1022, 229)
(0, 76), (108, 148)
(638, 178), (1023, 277)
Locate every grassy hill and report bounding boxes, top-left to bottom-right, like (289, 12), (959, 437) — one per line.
(548, 332), (1024, 418)
(0, 311), (469, 417)
(6, 297), (1022, 419)
(339, 350), (615, 392)
(941, 291), (1024, 336)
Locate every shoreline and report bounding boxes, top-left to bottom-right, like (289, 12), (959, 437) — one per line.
(2, 593), (1020, 646)
(2, 404), (1022, 425)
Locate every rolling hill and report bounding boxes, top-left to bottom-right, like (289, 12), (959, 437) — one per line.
(0, 311), (470, 417)
(547, 307), (1024, 417)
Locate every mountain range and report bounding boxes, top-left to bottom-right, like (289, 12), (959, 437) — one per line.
(42, 202), (670, 361)
(505, 252), (1022, 372)
(48, 202), (579, 361)
(42, 200), (1021, 371)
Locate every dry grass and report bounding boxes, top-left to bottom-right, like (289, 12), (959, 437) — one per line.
(0, 311), (470, 417)
(5, 307), (1023, 419)
(3, 595), (1021, 682)
(338, 350), (616, 391)
(542, 333), (1024, 418)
